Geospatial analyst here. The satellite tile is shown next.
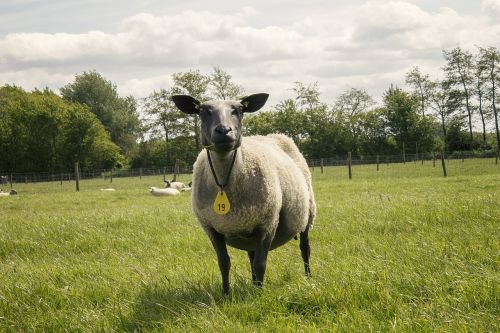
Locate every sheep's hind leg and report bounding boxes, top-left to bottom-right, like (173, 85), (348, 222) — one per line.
(252, 233), (273, 287)
(206, 227), (231, 295)
(299, 223), (311, 277)
(247, 251), (257, 283)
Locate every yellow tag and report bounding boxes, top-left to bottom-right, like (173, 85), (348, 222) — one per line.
(213, 191), (230, 215)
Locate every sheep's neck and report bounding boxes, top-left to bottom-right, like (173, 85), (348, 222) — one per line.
(207, 149), (238, 190)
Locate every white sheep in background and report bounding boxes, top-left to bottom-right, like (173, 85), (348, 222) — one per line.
(164, 180), (186, 191)
(172, 93), (316, 295)
(149, 187), (180, 196)
(0, 189), (17, 197)
(100, 188), (116, 192)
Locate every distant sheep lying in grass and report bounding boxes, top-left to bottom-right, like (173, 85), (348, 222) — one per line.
(0, 189), (17, 197)
(164, 180), (188, 191)
(149, 187), (180, 196)
(172, 93), (316, 295)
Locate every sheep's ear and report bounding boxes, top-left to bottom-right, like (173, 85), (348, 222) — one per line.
(241, 93), (269, 113)
(172, 95), (200, 114)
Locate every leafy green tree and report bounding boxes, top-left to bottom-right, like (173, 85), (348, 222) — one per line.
(478, 46), (500, 155)
(171, 70), (210, 151)
(332, 88), (376, 155)
(474, 50), (490, 144)
(429, 80), (462, 149)
(405, 66), (434, 116)
(357, 108), (397, 156)
(0, 85), (121, 173)
(443, 47), (475, 144)
(142, 88), (191, 142)
(60, 71), (141, 156)
(383, 86), (435, 154)
(209, 66), (244, 100)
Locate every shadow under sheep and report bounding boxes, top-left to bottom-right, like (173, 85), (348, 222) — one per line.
(120, 279), (261, 331)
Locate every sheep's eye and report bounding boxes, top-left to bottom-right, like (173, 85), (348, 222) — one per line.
(201, 107), (212, 116)
(231, 107), (242, 116)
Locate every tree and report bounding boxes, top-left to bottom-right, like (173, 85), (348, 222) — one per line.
(292, 81), (321, 110)
(171, 70), (210, 151)
(405, 66), (434, 116)
(474, 50), (490, 144)
(142, 88), (191, 142)
(209, 66), (244, 100)
(0, 85), (121, 173)
(443, 47), (475, 145)
(479, 46), (500, 155)
(383, 86), (435, 154)
(332, 88), (376, 155)
(60, 71), (141, 156)
(429, 80), (462, 149)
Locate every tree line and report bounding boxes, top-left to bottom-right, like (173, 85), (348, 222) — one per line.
(0, 46), (499, 173)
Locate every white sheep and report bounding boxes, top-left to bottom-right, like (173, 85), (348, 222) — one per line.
(0, 189), (17, 197)
(164, 180), (186, 191)
(100, 188), (116, 192)
(172, 93), (316, 295)
(149, 187), (180, 196)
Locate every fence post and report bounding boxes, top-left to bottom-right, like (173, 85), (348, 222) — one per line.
(163, 167), (166, 182)
(75, 162), (80, 192)
(376, 155), (379, 171)
(441, 150), (447, 178)
(433, 152), (436, 168)
(139, 168), (142, 180)
(60, 173), (63, 186)
(496, 149), (499, 165)
(110, 169), (113, 183)
(320, 158), (324, 174)
(174, 159), (179, 181)
(415, 142), (418, 164)
(347, 152), (352, 180)
(403, 142), (406, 164)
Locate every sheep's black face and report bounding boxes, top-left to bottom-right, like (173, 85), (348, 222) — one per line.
(199, 100), (243, 153)
(172, 94), (269, 154)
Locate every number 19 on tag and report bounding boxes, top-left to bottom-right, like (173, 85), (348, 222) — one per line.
(213, 191), (231, 215)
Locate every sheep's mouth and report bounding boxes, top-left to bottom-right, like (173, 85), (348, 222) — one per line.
(211, 136), (241, 152)
(213, 140), (237, 152)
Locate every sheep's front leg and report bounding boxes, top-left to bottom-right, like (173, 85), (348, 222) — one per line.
(206, 227), (231, 295)
(252, 233), (273, 287)
(247, 251), (256, 282)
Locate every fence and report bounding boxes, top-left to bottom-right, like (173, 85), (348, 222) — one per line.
(1, 151), (498, 192)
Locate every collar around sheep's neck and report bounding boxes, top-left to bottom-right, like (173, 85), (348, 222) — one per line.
(206, 148), (238, 191)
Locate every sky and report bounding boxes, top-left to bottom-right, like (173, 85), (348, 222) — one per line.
(1, 0), (499, 107)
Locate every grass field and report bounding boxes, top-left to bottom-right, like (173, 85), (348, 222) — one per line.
(0, 159), (499, 332)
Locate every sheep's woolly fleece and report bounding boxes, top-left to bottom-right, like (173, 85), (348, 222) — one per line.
(149, 187), (180, 196)
(191, 134), (316, 238)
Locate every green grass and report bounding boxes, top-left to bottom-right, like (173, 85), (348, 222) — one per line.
(0, 159), (499, 332)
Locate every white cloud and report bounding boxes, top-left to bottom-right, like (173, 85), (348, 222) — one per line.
(482, 0), (500, 13)
(0, 1), (499, 106)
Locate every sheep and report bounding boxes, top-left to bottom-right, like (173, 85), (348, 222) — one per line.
(149, 186), (180, 196)
(100, 188), (116, 192)
(164, 180), (186, 191)
(0, 189), (17, 197)
(172, 93), (316, 295)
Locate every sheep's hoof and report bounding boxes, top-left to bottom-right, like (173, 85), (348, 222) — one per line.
(252, 280), (263, 288)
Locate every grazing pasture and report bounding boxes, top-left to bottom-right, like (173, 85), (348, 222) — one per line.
(0, 160), (498, 332)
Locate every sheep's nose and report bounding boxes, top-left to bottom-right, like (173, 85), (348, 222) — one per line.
(215, 125), (232, 135)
